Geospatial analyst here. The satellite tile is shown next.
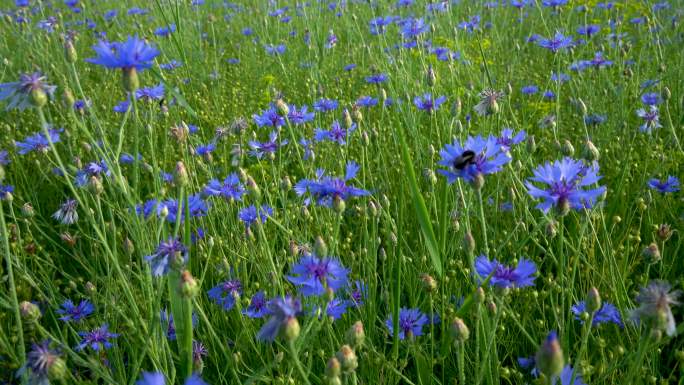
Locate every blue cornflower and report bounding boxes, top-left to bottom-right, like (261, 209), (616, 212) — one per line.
(537, 32), (573, 52)
(587, 51), (612, 68)
(287, 105), (315, 125)
(286, 254), (349, 297)
(356, 96), (378, 108)
(264, 44), (286, 55)
(365, 73), (388, 84)
(386, 308), (429, 340)
(400, 17), (429, 39)
(294, 162), (370, 207)
(16, 0), (30, 7)
(458, 15), (481, 32)
(577, 24), (600, 37)
(17, 340), (63, 385)
(208, 279), (242, 311)
(57, 299), (94, 322)
(203, 173), (245, 201)
(0, 72), (57, 111)
(249, 131), (288, 159)
(313, 98), (338, 112)
(0, 184), (14, 199)
(135, 83), (164, 102)
(584, 114), (607, 126)
(76, 324), (119, 351)
(323, 298), (349, 320)
(555, 365), (586, 385)
(160, 60), (182, 71)
(648, 176), (679, 194)
(542, 0), (568, 6)
(113, 100), (131, 113)
(437, 135), (512, 185)
(571, 301), (623, 327)
(75, 160), (110, 187)
(145, 237), (188, 276)
(157, 194), (209, 223)
(636, 106), (662, 133)
(257, 296), (302, 342)
(238, 205), (272, 228)
(369, 16), (394, 35)
(496, 128), (526, 152)
(136, 372), (166, 385)
(314, 120), (356, 145)
(299, 138), (314, 160)
(413, 93), (447, 112)
(343, 63), (357, 71)
(195, 143), (216, 160)
(641, 92), (661, 106)
(87, 35), (159, 71)
(349, 280), (367, 307)
(543, 90), (556, 100)
(127, 7), (149, 15)
(53, 199), (79, 225)
(120, 153), (141, 165)
(474, 255), (536, 288)
(0, 150), (9, 165)
(160, 309), (198, 340)
(521, 85), (538, 95)
(104, 9), (118, 21)
(525, 157), (606, 214)
(551, 72), (570, 83)
(253, 104), (285, 128)
(154, 24), (176, 37)
(244, 291), (271, 318)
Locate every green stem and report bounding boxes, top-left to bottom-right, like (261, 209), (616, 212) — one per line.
(289, 340), (312, 385)
(476, 188), (489, 255)
(457, 341), (466, 385)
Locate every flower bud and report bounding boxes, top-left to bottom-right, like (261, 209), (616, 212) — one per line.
(472, 173), (485, 190)
(556, 197), (571, 217)
(420, 274), (438, 292)
(352, 106), (362, 123)
(535, 331), (564, 379)
(582, 140), (599, 161)
(662, 87), (671, 101)
(174, 161), (189, 187)
(656, 224), (672, 242)
(426, 65), (436, 87)
(276, 99), (289, 116)
(88, 176), (103, 195)
(62, 88), (75, 108)
(452, 98), (462, 118)
(346, 321), (365, 348)
(180, 270), (199, 298)
(464, 231), (476, 254)
(325, 357), (341, 379)
(123, 237), (135, 256)
(526, 135), (536, 153)
(48, 356), (68, 381)
(642, 243), (661, 264)
(19, 301), (41, 323)
(343, 109), (353, 129)
(336, 345), (358, 373)
(246, 176), (260, 197)
(30, 88), (48, 108)
(65, 40), (77, 63)
(561, 139), (575, 156)
(475, 287), (486, 304)
(333, 195), (346, 213)
(450, 317), (470, 342)
(587, 287), (602, 313)
(281, 176), (292, 191)
(314, 236), (328, 256)
(283, 317), (300, 342)
(122, 67), (139, 92)
(545, 220), (558, 238)
(21, 202), (35, 218)
(577, 98), (588, 115)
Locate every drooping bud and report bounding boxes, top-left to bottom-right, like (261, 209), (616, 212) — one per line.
(122, 67), (139, 92)
(450, 317), (470, 342)
(336, 345), (358, 373)
(587, 287), (602, 313)
(642, 243), (661, 264)
(180, 270), (199, 298)
(346, 321), (365, 348)
(535, 331), (564, 379)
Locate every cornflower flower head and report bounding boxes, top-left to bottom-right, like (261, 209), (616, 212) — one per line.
(497, 128), (526, 152)
(474, 255), (536, 288)
(294, 161), (370, 207)
(76, 324), (119, 351)
(53, 199), (79, 225)
(287, 104), (315, 125)
(249, 131), (288, 159)
(253, 104), (285, 127)
(135, 83), (164, 102)
(203, 173), (246, 201)
(641, 92), (661, 106)
(57, 299), (94, 322)
(537, 32), (573, 52)
(474, 89), (504, 116)
(15, 128), (62, 155)
(385, 308), (429, 340)
(525, 157), (606, 215)
(631, 280), (681, 336)
(0, 72), (56, 110)
(145, 237), (188, 276)
(571, 301), (623, 327)
(136, 372), (166, 385)
(0, 150), (9, 165)
(577, 24), (600, 37)
(349, 280), (367, 307)
(157, 194), (209, 223)
(18, 340), (64, 385)
(365, 73), (388, 84)
(160, 309), (197, 340)
(554, 365), (586, 385)
(356, 95), (378, 108)
(243, 291), (271, 318)
(437, 135), (511, 186)
(154, 24), (176, 37)
(636, 106), (662, 133)
(322, 298), (350, 320)
(113, 100), (131, 113)
(413, 93), (447, 112)
(313, 98), (338, 112)
(286, 254), (349, 297)
(648, 176), (679, 194)
(208, 279), (243, 311)
(521, 85), (538, 95)
(75, 160), (110, 187)
(238, 205), (272, 229)
(314, 120), (356, 145)
(195, 143), (216, 161)
(86, 35), (159, 71)
(264, 44), (286, 55)
(257, 295), (302, 342)
(400, 17), (429, 39)
(1, 184), (14, 199)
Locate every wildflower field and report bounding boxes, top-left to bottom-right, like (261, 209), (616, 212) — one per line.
(1, 0), (683, 384)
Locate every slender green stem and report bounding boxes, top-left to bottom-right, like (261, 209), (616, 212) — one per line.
(457, 341), (466, 385)
(476, 188), (489, 256)
(289, 340), (312, 385)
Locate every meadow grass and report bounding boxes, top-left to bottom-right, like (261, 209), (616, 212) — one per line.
(0, 0), (683, 384)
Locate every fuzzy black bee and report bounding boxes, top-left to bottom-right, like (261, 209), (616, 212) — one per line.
(452, 150), (476, 170)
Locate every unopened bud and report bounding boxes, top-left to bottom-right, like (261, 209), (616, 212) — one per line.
(577, 98), (587, 115)
(20, 301), (41, 323)
(526, 135), (537, 153)
(662, 87), (671, 101)
(426, 65), (436, 86)
(536, 331), (564, 378)
(314, 236), (328, 256)
(246, 176), (260, 197)
(346, 321), (365, 348)
(47, 356), (68, 381)
(333, 195), (346, 213)
(420, 274), (438, 292)
(561, 139), (575, 156)
(21, 202), (35, 218)
(325, 357), (341, 379)
(122, 67), (139, 92)
(642, 243), (661, 264)
(546, 220), (558, 238)
(174, 161), (189, 187)
(336, 345), (358, 373)
(475, 287), (486, 304)
(656, 224), (672, 242)
(472, 173), (485, 190)
(582, 140), (599, 161)
(276, 99), (289, 116)
(281, 176), (292, 191)
(586, 287), (602, 313)
(88, 176), (103, 195)
(464, 232), (476, 254)
(283, 317), (300, 341)
(344, 109), (353, 129)
(65, 40), (77, 63)
(180, 270), (199, 298)
(30, 88), (48, 108)
(63, 88), (75, 108)
(450, 317), (470, 342)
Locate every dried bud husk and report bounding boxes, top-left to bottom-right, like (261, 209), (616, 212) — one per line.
(656, 224), (672, 242)
(20, 301), (41, 323)
(180, 270), (199, 298)
(642, 243), (661, 264)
